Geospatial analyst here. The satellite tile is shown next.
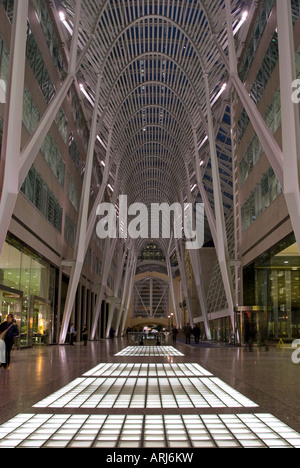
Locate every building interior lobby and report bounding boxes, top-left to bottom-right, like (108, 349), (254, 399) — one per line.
(0, 0), (300, 451)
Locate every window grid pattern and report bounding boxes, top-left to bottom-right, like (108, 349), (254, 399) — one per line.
(1, 0), (14, 23)
(26, 23), (55, 104)
(238, 0), (275, 83)
(0, 35), (9, 85)
(206, 211), (235, 314)
(66, 171), (79, 211)
(23, 86), (40, 135)
(20, 166), (63, 233)
(250, 33), (279, 104)
(239, 88), (282, 187)
(41, 133), (65, 187)
(241, 167), (282, 233)
(33, 1), (67, 79)
(292, 0), (300, 24)
(64, 214), (77, 248)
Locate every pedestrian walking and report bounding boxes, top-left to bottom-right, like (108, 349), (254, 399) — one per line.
(0, 314), (19, 370)
(70, 323), (76, 346)
(193, 324), (201, 344)
(82, 324), (88, 346)
(244, 314), (255, 352)
(172, 326), (178, 344)
(109, 327), (115, 342)
(184, 323), (192, 344)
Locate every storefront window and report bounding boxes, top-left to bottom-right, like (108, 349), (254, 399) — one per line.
(209, 317), (232, 343)
(0, 287), (22, 338)
(0, 238), (55, 347)
(243, 234), (300, 341)
(32, 297), (51, 345)
(235, 307), (267, 346)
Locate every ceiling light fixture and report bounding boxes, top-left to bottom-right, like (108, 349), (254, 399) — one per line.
(233, 10), (248, 35)
(59, 11), (66, 22)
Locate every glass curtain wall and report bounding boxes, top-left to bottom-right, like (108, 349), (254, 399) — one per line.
(0, 238), (55, 347)
(244, 234), (300, 341)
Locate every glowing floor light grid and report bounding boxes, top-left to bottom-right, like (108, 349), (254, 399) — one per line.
(4, 345), (299, 449)
(115, 346), (184, 356)
(33, 376), (257, 409)
(1, 413), (299, 449)
(83, 363), (213, 378)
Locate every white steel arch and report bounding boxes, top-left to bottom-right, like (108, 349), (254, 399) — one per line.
(39, 0), (262, 342)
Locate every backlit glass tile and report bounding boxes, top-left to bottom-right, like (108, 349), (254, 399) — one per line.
(33, 374), (258, 409)
(115, 346), (184, 356)
(0, 413), (299, 448)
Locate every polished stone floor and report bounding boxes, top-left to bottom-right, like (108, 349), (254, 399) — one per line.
(0, 339), (300, 448)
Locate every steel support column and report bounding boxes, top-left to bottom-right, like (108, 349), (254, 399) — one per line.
(59, 73), (102, 344)
(175, 239), (194, 327)
(115, 251), (133, 336)
(91, 185), (120, 340)
(166, 253), (180, 328)
(192, 131), (217, 248)
(91, 236), (118, 340)
(185, 166), (211, 339)
(204, 73), (235, 328)
(121, 256), (137, 334)
(188, 249), (211, 340)
(150, 276), (153, 317)
(105, 246), (127, 338)
(231, 91), (242, 307)
(76, 284), (82, 343)
(277, 0), (300, 252)
(0, 0), (28, 254)
(85, 130), (114, 252)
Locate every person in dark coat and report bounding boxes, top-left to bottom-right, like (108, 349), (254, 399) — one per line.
(82, 324), (88, 346)
(172, 326), (179, 344)
(109, 327), (115, 342)
(193, 325), (201, 344)
(0, 313), (19, 370)
(70, 323), (76, 346)
(244, 314), (254, 352)
(184, 323), (192, 344)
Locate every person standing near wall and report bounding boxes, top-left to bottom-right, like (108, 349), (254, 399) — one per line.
(109, 327), (115, 342)
(0, 314), (19, 370)
(193, 324), (201, 344)
(82, 324), (88, 346)
(70, 323), (76, 346)
(184, 323), (192, 344)
(172, 326), (178, 344)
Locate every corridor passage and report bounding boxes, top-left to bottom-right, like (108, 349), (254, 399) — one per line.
(0, 340), (300, 449)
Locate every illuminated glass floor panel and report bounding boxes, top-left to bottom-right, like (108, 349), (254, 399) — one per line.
(33, 376), (257, 409)
(83, 363), (213, 378)
(115, 346), (184, 356)
(0, 413), (299, 448)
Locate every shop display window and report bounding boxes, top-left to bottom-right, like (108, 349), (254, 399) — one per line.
(0, 238), (55, 347)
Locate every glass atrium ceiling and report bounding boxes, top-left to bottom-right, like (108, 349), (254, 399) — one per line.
(59, 0), (250, 254)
